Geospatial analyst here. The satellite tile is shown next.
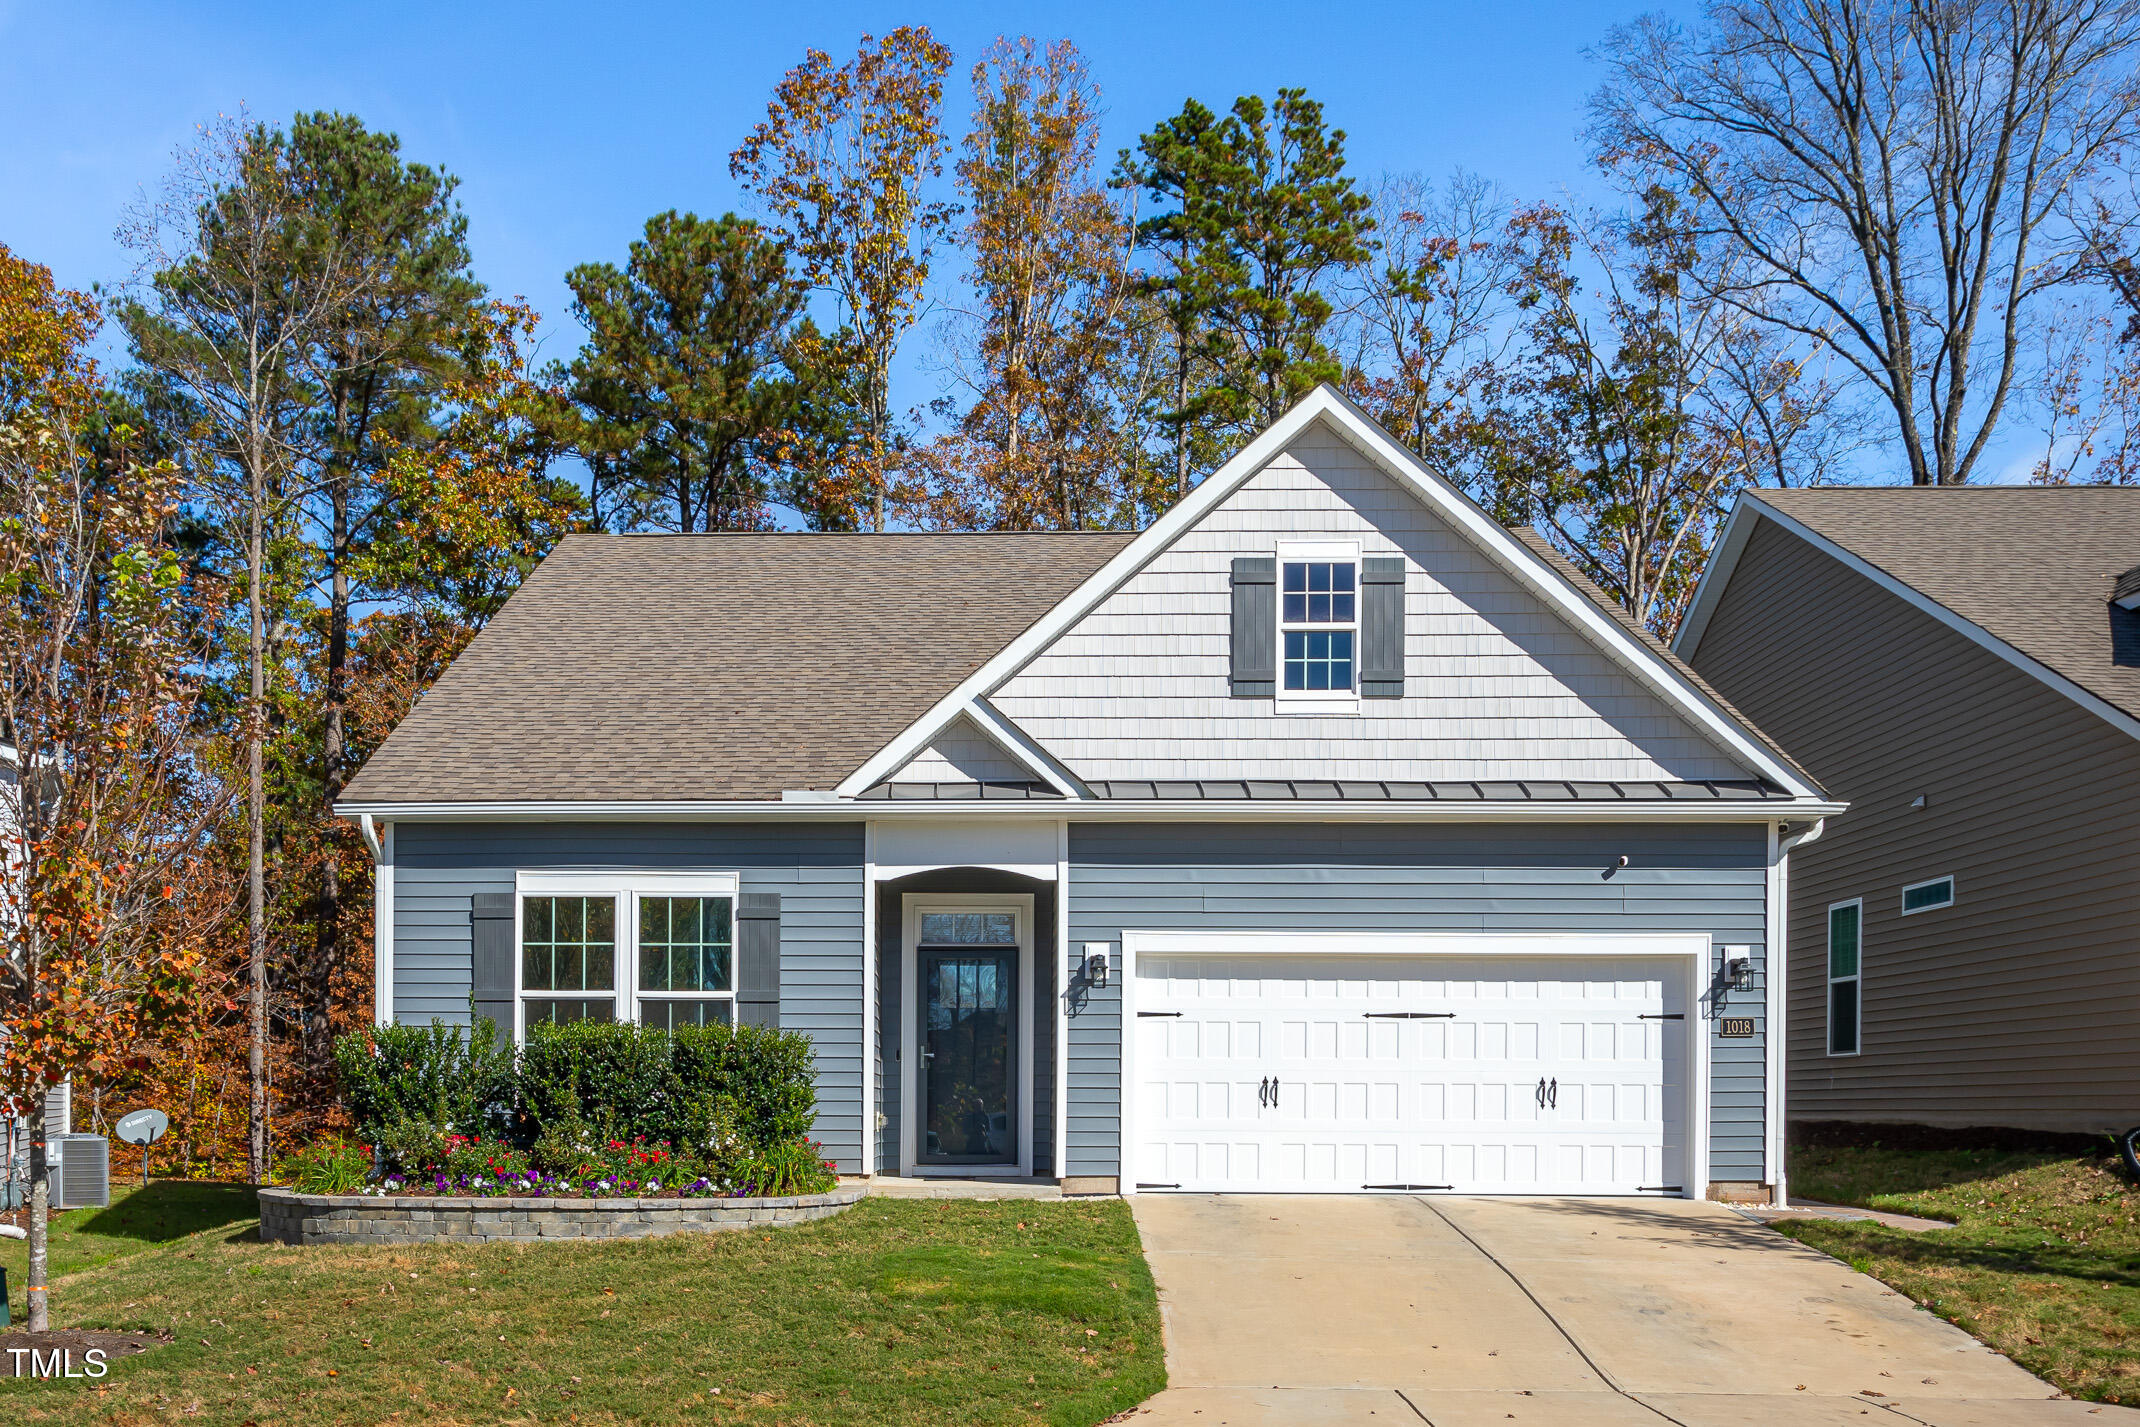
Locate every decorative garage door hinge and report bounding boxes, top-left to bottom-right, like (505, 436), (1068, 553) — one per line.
(1362, 1183), (1454, 1191)
(1136, 1011), (1183, 1018)
(1637, 1013), (1685, 1020)
(1362, 1011), (1457, 1019)
(1637, 1185), (1685, 1193)
(1136, 1182), (1181, 1190)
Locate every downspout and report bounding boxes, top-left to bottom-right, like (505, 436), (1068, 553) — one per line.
(360, 816), (393, 1028)
(1768, 817), (1826, 1208)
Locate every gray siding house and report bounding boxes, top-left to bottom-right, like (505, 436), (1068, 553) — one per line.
(341, 388), (1839, 1203)
(1677, 487), (2140, 1136)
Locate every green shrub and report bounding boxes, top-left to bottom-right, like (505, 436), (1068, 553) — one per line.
(376, 1116), (453, 1176)
(332, 1015), (823, 1179)
(670, 1022), (818, 1151)
(529, 1102), (606, 1177)
(333, 1017), (516, 1142)
(516, 1019), (680, 1145)
(740, 1136), (839, 1196)
(277, 1137), (372, 1194)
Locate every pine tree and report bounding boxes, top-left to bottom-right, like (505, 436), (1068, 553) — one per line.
(559, 211), (825, 531)
(1200, 89), (1374, 428)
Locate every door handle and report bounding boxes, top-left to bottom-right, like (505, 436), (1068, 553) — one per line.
(1270, 1077), (1279, 1108)
(1536, 1077), (1547, 1108)
(1548, 1077), (1558, 1109)
(1258, 1076), (1270, 1107)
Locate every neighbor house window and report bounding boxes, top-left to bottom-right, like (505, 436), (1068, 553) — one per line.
(1279, 545), (1359, 700)
(1900, 876), (1954, 915)
(1827, 900), (1861, 1056)
(522, 894), (617, 1025)
(637, 895), (735, 1030)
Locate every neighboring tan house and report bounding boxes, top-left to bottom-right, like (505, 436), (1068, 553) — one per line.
(1677, 487), (2140, 1137)
(339, 387), (1840, 1204)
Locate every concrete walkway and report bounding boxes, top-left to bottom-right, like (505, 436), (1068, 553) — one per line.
(1126, 1194), (2136, 1427)
(1739, 1199), (1956, 1232)
(855, 1175), (1062, 1200)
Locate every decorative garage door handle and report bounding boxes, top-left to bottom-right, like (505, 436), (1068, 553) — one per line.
(1270, 1077), (1280, 1107)
(1258, 1076), (1270, 1107)
(1536, 1077), (1547, 1107)
(1548, 1078), (1558, 1108)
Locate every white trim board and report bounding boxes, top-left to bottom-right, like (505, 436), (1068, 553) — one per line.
(372, 822), (395, 1027)
(834, 385), (1823, 802)
(1117, 929), (1713, 1200)
(898, 892), (1036, 1178)
(1677, 494), (2140, 747)
(511, 870), (742, 1040)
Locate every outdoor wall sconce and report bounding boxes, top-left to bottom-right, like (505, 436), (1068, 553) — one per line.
(1721, 945), (1754, 993)
(1082, 944), (1112, 988)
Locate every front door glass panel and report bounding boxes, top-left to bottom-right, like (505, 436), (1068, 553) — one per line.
(919, 916), (1016, 1163)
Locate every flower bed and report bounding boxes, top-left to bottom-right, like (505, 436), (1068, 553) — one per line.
(258, 1184), (863, 1246)
(302, 1019), (843, 1201)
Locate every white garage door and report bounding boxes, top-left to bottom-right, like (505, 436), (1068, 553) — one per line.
(1130, 952), (1690, 1195)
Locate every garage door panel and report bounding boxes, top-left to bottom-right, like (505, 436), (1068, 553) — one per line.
(1134, 951), (1688, 1195)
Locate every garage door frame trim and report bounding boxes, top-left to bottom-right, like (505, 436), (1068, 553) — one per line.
(1117, 929), (1714, 1198)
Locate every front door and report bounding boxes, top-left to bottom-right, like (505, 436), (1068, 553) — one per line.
(917, 911), (1019, 1164)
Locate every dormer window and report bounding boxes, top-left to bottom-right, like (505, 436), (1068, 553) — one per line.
(1275, 541), (1361, 709)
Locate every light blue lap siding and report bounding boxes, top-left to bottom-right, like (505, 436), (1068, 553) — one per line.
(1065, 822), (1771, 1186)
(389, 821), (867, 1171)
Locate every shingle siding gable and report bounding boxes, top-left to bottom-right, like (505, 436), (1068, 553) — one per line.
(989, 426), (1752, 784)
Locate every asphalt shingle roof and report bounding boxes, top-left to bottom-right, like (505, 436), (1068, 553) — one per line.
(340, 532), (1137, 805)
(1751, 486), (2140, 725)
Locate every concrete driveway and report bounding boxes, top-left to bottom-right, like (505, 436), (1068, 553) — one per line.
(1128, 1194), (2139, 1427)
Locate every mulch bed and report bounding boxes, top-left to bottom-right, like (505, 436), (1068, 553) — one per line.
(0, 1330), (167, 1376)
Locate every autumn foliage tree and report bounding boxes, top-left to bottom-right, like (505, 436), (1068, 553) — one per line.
(1457, 191), (1853, 631)
(916, 37), (1141, 529)
(0, 245), (230, 1329)
(731, 26), (957, 531)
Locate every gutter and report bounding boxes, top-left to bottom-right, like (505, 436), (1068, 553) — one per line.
(337, 797), (1849, 824)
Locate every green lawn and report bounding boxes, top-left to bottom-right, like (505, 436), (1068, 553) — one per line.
(0, 1195), (1164, 1426)
(1775, 1143), (2140, 1405)
(1, 1180), (260, 1316)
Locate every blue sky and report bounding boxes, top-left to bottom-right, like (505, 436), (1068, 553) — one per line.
(2, 0), (1697, 421)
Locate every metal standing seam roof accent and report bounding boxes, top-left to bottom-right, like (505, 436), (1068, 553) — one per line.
(1078, 778), (1788, 801)
(856, 780), (1065, 801)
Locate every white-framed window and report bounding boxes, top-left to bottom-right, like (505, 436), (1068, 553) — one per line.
(515, 872), (740, 1035)
(1900, 875), (1955, 916)
(1827, 899), (1861, 1057)
(1276, 540), (1360, 711)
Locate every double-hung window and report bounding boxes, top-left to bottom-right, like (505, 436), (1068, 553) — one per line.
(1827, 899), (1862, 1056)
(521, 895), (616, 1025)
(1277, 541), (1360, 709)
(636, 894), (734, 1029)
(516, 874), (738, 1034)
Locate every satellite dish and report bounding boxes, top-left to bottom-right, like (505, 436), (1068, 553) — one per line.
(114, 1109), (168, 1146)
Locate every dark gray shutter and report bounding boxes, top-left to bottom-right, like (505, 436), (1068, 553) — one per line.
(1360, 557), (1406, 698)
(736, 893), (782, 1027)
(471, 893), (515, 1033)
(1230, 556), (1277, 697)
